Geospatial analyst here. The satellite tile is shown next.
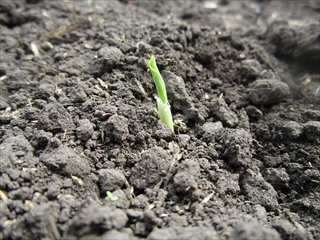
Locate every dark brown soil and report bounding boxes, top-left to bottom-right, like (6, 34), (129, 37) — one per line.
(0, 0), (319, 239)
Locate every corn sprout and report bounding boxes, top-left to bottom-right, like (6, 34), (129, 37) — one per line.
(148, 56), (174, 132)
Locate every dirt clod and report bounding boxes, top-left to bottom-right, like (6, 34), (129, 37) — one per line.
(241, 170), (279, 211)
(65, 200), (128, 238)
(40, 139), (91, 177)
(230, 222), (281, 240)
(240, 59), (262, 82)
(249, 79), (290, 106)
(130, 147), (171, 190)
(76, 118), (94, 141)
(0, 135), (37, 172)
(147, 226), (219, 240)
(210, 98), (239, 127)
(219, 128), (252, 167)
(104, 114), (129, 143)
(163, 70), (204, 122)
(38, 100), (76, 133)
(98, 169), (126, 193)
(303, 121), (320, 141)
(89, 46), (125, 77)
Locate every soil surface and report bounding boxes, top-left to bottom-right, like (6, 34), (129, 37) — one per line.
(0, 0), (319, 239)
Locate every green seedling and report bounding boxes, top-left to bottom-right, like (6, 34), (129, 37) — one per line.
(106, 191), (119, 202)
(118, 34), (125, 42)
(148, 56), (174, 132)
(98, 18), (105, 26)
(87, 0), (93, 6)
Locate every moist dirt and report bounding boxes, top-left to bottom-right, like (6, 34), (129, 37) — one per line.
(0, 1), (319, 239)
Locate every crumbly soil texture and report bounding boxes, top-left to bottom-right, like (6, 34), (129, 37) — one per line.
(0, 0), (319, 239)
